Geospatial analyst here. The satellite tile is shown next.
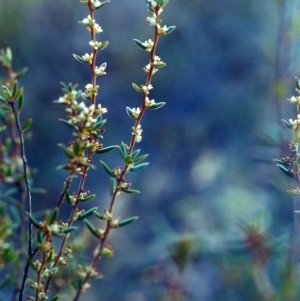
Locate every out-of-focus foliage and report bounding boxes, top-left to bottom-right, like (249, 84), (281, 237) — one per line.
(2, 0), (300, 300)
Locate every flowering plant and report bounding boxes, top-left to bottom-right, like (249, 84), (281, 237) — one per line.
(0, 0), (175, 300)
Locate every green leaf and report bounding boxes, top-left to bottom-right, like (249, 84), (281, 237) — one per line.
(132, 83), (142, 93)
(81, 194), (96, 202)
(120, 188), (140, 194)
(0, 125), (7, 135)
(273, 159), (290, 166)
(0, 275), (13, 289)
(100, 160), (116, 178)
(37, 231), (44, 244)
(131, 149), (141, 160)
(17, 67), (28, 79)
(118, 216), (139, 228)
(165, 26), (176, 35)
(276, 164), (294, 178)
(125, 155), (132, 165)
(93, 119), (106, 129)
(31, 188), (47, 194)
(73, 54), (89, 64)
(59, 119), (78, 131)
(160, 0), (169, 8)
(126, 107), (135, 119)
(6, 47), (12, 63)
(99, 41), (109, 50)
(0, 194), (18, 205)
(148, 102), (166, 110)
(62, 226), (78, 234)
(133, 39), (147, 50)
(0, 95), (7, 103)
(2, 85), (12, 100)
(10, 206), (21, 225)
(18, 91), (24, 111)
(73, 141), (81, 156)
(296, 77), (300, 90)
(281, 119), (293, 130)
(58, 143), (74, 158)
(65, 190), (72, 205)
(81, 92), (91, 100)
(96, 0), (110, 9)
(84, 219), (99, 238)
(77, 207), (98, 220)
(94, 210), (105, 220)
(133, 154), (149, 164)
(49, 295), (60, 301)
(22, 118), (33, 132)
(96, 145), (118, 154)
(48, 208), (59, 225)
(12, 81), (18, 98)
(27, 213), (41, 228)
(129, 162), (149, 172)
(119, 142), (128, 159)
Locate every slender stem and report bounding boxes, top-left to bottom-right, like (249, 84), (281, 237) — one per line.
(72, 11), (162, 301)
(8, 101), (33, 301)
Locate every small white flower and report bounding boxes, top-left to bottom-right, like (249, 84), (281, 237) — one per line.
(145, 97), (155, 107)
(91, 0), (101, 8)
(287, 96), (300, 105)
(157, 24), (168, 35)
(141, 84), (153, 94)
(142, 39), (154, 52)
(82, 53), (93, 64)
(89, 40), (103, 50)
(94, 65), (106, 76)
(96, 104), (107, 114)
(93, 23), (103, 34)
(132, 124), (143, 142)
(81, 15), (95, 26)
(146, 16), (157, 26)
(131, 107), (141, 119)
(143, 64), (158, 74)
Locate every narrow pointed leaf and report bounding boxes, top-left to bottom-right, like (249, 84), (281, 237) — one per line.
(62, 226), (78, 234)
(96, 145), (118, 154)
(133, 154), (149, 164)
(59, 119), (78, 131)
(73, 54), (89, 64)
(129, 162), (149, 172)
(99, 41), (109, 50)
(100, 160), (116, 178)
(276, 164), (294, 178)
(120, 188), (140, 194)
(133, 39), (147, 50)
(27, 213), (41, 228)
(22, 118), (33, 132)
(148, 102), (166, 110)
(118, 216), (139, 228)
(281, 119), (293, 129)
(49, 208), (59, 225)
(119, 142), (128, 159)
(81, 194), (96, 202)
(84, 219), (99, 238)
(94, 210), (105, 220)
(165, 26), (176, 35)
(77, 207), (98, 221)
(132, 83), (142, 93)
(131, 149), (141, 160)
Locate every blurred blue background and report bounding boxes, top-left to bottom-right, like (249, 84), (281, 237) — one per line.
(2, 0), (300, 300)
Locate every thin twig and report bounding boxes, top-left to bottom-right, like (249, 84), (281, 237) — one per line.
(9, 102), (33, 301)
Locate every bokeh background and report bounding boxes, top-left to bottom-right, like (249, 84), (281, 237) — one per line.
(2, 0), (300, 300)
